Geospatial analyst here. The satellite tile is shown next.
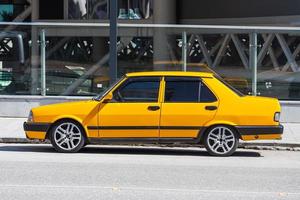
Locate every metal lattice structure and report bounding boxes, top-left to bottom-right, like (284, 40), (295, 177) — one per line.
(179, 33), (300, 72)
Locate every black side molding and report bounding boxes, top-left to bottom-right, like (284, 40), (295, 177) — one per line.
(23, 122), (51, 132)
(87, 126), (203, 130)
(236, 125), (284, 135)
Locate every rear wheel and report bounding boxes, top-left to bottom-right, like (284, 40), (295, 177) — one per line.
(50, 120), (85, 153)
(204, 126), (239, 156)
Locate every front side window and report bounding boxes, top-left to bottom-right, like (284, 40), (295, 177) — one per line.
(113, 77), (160, 102)
(164, 77), (217, 103)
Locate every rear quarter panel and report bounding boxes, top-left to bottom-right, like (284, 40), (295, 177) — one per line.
(203, 77), (280, 127)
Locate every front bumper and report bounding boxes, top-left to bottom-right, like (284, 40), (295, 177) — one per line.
(23, 122), (51, 140)
(23, 122), (51, 132)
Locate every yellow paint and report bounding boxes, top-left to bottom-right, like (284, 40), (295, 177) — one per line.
(87, 130), (98, 138)
(26, 131), (46, 140)
(159, 130), (200, 138)
(25, 71), (282, 142)
(98, 103), (160, 138)
(100, 130), (158, 138)
(242, 134), (282, 141)
(127, 71), (213, 78)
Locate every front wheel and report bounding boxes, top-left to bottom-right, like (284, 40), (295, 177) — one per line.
(50, 120), (85, 153)
(204, 126), (239, 156)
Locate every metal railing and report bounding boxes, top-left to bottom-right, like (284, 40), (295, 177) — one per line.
(1, 22), (300, 98)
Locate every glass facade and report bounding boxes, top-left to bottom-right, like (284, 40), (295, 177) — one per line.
(0, 0), (300, 100)
(44, 36), (110, 96)
(1, 23), (300, 100)
(0, 26), (31, 95)
(68, 0), (109, 20)
(117, 28), (253, 96)
(256, 35), (300, 100)
(0, 1), (30, 22)
(0, 24), (111, 96)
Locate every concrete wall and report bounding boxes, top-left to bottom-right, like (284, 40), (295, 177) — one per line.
(280, 101), (300, 123)
(0, 96), (89, 118)
(0, 96), (298, 123)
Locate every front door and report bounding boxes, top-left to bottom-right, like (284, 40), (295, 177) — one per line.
(98, 77), (161, 139)
(160, 77), (218, 139)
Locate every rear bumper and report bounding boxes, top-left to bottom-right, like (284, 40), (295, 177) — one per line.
(236, 125), (284, 135)
(236, 124), (284, 140)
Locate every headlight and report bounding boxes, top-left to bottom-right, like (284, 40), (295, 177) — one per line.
(27, 110), (34, 122)
(274, 112), (280, 122)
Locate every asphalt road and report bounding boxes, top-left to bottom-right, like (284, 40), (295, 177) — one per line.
(0, 144), (299, 200)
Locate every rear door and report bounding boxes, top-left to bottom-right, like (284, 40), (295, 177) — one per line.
(160, 77), (218, 139)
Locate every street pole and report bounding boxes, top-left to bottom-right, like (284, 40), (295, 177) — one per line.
(182, 31), (187, 71)
(249, 32), (257, 96)
(109, 0), (118, 83)
(40, 29), (46, 96)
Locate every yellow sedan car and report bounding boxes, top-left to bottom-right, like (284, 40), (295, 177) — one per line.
(24, 71), (283, 156)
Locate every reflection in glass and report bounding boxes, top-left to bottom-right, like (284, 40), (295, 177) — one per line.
(68, 0), (88, 19)
(118, 0), (152, 20)
(45, 36), (110, 96)
(0, 30), (31, 95)
(0, 5), (13, 21)
(69, 0), (109, 20)
(68, 0), (152, 20)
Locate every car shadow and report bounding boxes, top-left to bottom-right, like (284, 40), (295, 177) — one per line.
(0, 144), (262, 157)
(81, 146), (262, 157)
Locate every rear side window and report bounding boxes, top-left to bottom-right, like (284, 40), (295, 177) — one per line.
(164, 77), (217, 103)
(200, 83), (217, 102)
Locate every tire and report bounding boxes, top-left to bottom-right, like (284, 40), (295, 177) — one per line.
(203, 126), (239, 157)
(50, 120), (85, 153)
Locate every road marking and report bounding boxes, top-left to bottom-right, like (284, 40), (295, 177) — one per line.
(0, 184), (299, 196)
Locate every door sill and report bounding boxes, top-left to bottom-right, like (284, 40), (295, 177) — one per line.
(88, 137), (198, 145)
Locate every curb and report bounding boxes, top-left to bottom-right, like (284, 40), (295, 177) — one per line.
(239, 142), (300, 151)
(0, 138), (49, 144)
(1, 138), (300, 151)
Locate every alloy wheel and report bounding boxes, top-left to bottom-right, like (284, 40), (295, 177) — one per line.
(53, 122), (83, 152)
(205, 126), (238, 156)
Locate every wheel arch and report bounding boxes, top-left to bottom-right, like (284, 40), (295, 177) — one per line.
(198, 122), (241, 144)
(45, 117), (88, 141)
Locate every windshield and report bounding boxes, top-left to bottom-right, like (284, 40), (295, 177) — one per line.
(93, 77), (125, 101)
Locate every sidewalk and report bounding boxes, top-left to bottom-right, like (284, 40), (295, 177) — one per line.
(1, 117), (300, 148)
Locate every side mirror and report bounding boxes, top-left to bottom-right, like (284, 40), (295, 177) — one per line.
(102, 93), (113, 103)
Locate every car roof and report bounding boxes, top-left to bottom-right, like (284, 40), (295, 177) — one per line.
(126, 71), (214, 78)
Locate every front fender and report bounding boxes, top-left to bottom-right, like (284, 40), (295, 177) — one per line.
(51, 115), (89, 136)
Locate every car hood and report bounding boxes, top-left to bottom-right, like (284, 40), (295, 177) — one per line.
(31, 100), (100, 123)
